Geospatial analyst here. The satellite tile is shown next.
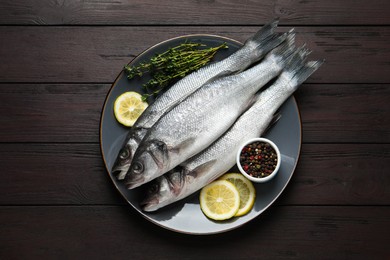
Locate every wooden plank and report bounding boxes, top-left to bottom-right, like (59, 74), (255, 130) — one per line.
(0, 84), (110, 143)
(281, 144), (390, 205)
(0, 0), (389, 25)
(0, 83), (388, 143)
(0, 143), (388, 205)
(0, 26), (389, 83)
(296, 84), (390, 143)
(0, 143), (122, 205)
(0, 205), (388, 259)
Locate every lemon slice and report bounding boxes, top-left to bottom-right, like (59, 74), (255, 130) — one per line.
(114, 92), (148, 127)
(200, 180), (240, 220)
(220, 173), (256, 217)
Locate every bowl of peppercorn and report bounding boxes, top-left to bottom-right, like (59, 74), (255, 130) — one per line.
(236, 137), (281, 183)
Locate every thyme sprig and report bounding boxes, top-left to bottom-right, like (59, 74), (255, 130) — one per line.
(124, 42), (228, 101)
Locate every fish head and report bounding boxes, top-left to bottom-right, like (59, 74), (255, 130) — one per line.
(125, 140), (169, 189)
(112, 140), (137, 180)
(140, 169), (185, 212)
(111, 128), (148, 180)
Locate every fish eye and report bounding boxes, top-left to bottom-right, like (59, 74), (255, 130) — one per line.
(148, 183), (159, 194)
(132, 161), (144, 174)
(119, 148), (130, 159)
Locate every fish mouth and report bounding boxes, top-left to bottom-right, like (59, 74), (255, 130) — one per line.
(124, 176), (145, 189)
(111, 165), (130, 180)
(140, 197), (159, 212)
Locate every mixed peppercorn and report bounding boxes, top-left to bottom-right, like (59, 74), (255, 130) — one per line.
(239, 141), (278, 178)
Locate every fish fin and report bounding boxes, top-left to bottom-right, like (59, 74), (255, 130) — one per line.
(254, 32), (288, 59)
(285, 57), (324, 87)
(272, 29), (296, 55)
(246, 18), (279, 44)
(244, 19), (287, 60)
(262, 112), (282, 135)
(186, 160), (218, 183)
(292, 60), (324, 86)
(286, 28), (296, 47)
(284, 45), (312, 72)
(169, 137), (196, 154)
(276, 55), (323, 93)
(267, 29), (297, 67)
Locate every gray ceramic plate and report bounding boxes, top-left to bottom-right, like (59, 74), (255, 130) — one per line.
(100, 35), (301, 235)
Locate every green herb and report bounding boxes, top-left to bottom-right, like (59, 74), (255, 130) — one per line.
(124, 42), (228, 101)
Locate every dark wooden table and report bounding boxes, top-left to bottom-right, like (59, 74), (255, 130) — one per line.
(1, 1), (389, 259)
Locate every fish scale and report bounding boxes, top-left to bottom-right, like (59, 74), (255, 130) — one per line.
(141, 53), (323, 212)
(125, 32), (295, 189)
(135, 22), (280, 129)
(111, 20), (285, 180)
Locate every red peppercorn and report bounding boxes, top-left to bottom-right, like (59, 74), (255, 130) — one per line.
(239, 141), (278, 178)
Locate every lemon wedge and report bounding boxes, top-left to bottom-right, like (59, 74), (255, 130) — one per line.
(200, 180), (240, 220)
(114, 92), (148, 127)
(220, 173), (256, 217)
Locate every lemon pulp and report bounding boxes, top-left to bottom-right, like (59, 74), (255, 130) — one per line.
(200, 180), (240, 220)
(220, 173), (256, 216)
(114, 92), (148, 127)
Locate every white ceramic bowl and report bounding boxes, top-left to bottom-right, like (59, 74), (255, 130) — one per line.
(236, 137), (281, 183)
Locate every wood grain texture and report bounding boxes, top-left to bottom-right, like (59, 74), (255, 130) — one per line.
(296, 84), (390, 143)
(0, 0), (388, 258)
(0, 83), (388, 143)
(0, 143), (121, 205)
(0, 27), (389, 83)
(0, 143), (388, 205)
(0, 0), (389, 25)
(0, 84), (110, 143)
(282, 144), (390, 206)
(0, 205), (388, 259)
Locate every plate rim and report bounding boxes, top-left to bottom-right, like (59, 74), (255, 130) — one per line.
(99, 34), (302, 235)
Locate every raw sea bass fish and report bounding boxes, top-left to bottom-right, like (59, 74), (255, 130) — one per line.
(141, 54), (323, 212)
(112, 20), (285, 180)
(125, 33), (294, 189)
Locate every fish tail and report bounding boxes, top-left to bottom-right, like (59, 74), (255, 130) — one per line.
(283, 28), (296, 49)
(267, 29), (296, 66)
(284, 46), (311, 73)
(244, 19), (287, 59)
(256, 32), (288, 58)
(274, 29), (296, 55)
(284, 46), (323, 86)
(292, 60), (324, 86)
(247, 18), (279, 44)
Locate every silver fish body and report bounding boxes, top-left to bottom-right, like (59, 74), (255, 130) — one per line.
(134, 20), (283, 129)
(112, 20), (285, 180)
(125, 34), (295, 189)
(141, 53), (323, 212)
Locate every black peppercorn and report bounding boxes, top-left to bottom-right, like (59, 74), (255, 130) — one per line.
(240, 141), (278, 178)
